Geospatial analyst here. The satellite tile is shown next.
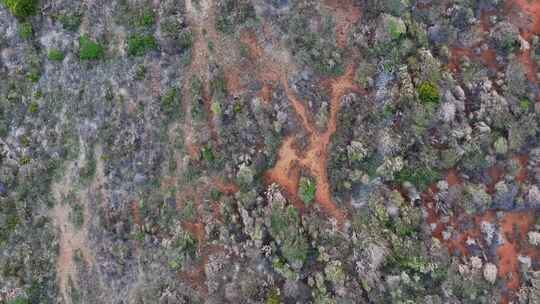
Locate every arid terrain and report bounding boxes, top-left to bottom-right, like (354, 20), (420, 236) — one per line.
(2, 0), (540, 303)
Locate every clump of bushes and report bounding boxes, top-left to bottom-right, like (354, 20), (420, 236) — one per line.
(127, 34), (157, 56)
(7, 296), (29, 304)
(298, 176), (316, 205)
(79, 36), (104, 60)
(200, 145), (214, 163)
(2, 0), (37, 18)
(215, 0), (256, 34)
(58, 14), (81, 32)
(134, 8), (155, 27)
(269, 205), (309, 269)
(161, 87), (181, 120)
(47, 49), (64, 61)
(417, 81), (440, 104)
(287, 13), (343, 75)
(18, 21), (32, 39)
(394, 166), (441, 190)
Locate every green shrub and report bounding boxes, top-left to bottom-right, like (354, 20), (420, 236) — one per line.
(215, 0), (255, 34)
(201, 146), (214, 163)
(70, 203), (84, 229)
(27, 101), (38, 114)
(298, 176), (316, 205)
(134, 8), (154, 27)
(395, 166), (441, 190)
(26, 70), (40, 82)
(127, 34), (157, 56)
(58, 14), (81, 31)
(134, 64), (146, 80)
(269, 206), (309, 267)
(18, 21), (32, 39)
(7, 296), (29, 304)
(79, 153), (96, 183)
(266, 289), (281, 304)
(79, 36), (104, 60)
(388, 19), (404, 41)
(519, 98), (531, 112)
(168, 232), (197, 270)
(47, 49), (64, 61)
(2, 0), (37, 18)
(161, 87), (180, 119)
(417, 82), (440, 104)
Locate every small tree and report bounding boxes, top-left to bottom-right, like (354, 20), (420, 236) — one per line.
(2, 0), (37, 18)
(298, 176), (316, 205)
(417, 82), (440, 104)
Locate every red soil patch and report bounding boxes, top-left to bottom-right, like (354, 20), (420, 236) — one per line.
(446, 169), (460, 187)
(258, 83), (273, 103)
(239, 28), (361, 224)
(515, 155), (529, 183)
(182, 221), (205, 245)
(519, 50), (539, 86)
(240, 27), (361, 224)
(505, 0), (540, 96)
(213, 178), (239, 195)
(224, 65), (243, 95)
(265, 138), (306, 211)
(240, 30), (264, 60)
(505, 0), (540, 40)
(130, 200), (141, 226)
(423, 166), (540, 303)
(265, 65), (363, 226)
(448, 47), (498, 72)
(497, 212), (533, 293)
(487, 164), (505, 194)
(323, 0), (361, 49)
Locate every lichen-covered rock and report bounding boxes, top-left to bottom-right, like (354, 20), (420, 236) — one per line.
(529, 231), (540, 246)
(483, 263), (498, 284)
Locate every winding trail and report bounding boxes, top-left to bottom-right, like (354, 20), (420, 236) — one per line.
(260, 54), (360, 225)
(182, 0), (362, 228)
(234, 2), (364, 226)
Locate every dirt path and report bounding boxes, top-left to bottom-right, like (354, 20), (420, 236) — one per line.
(182, 0), (359, 225)
(51, 143), (98, 304)
(242, 29), (360, 225)
(183, 0), (214, 159)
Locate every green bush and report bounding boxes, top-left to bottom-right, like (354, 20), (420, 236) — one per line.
(134, 8), (154, 27)
(266, 289), (281, 304)
(79, 36), (104, 60)
(2, 0), (37, 18)
(70, 203), (84, 229)
(519, 98), (531, 112)
(394, 166), (441, 190)
(134, 64), (146, 80)
(417, 82), (440, 104)
(47, 49), (64, 61)
(201, 146), (214, 163)
(58, 14), (81, 31)
(215, 0), (256, 34)
(298, 176), (316, 205)
(270, 206), (309, 267)
(27, 101), (38, 114)
(161, 87), (179, 117)
(127, 34), (157, 56)
(7, 296), (29, 304)
(18, 21), (32, 39)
